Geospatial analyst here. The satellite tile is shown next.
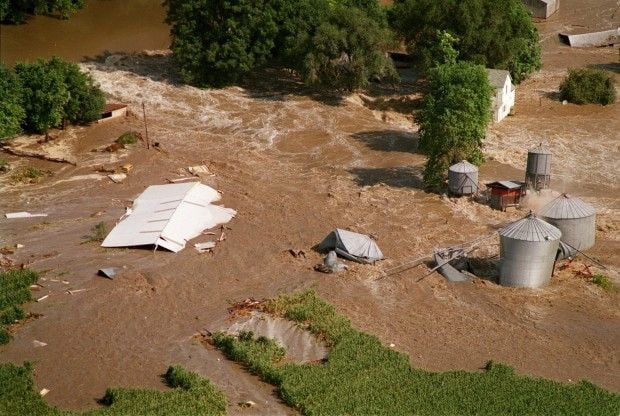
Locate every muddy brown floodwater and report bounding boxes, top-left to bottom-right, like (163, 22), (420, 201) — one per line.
(0, 0), (619, 415)
(0, 0), (169, 65)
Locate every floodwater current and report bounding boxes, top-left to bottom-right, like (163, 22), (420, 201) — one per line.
(0, 0), (169, 65)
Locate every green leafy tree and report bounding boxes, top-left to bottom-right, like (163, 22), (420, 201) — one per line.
(390, 0), (541, 83)
(419, 30), (459, 69)
(295, 6), (398, 91)
(48, 58), (105, 123)
(417, 62), (492, 189)
(0, 0), (84, 23)
(0, 63), (25, 139)
(165, 0), (279, 87)
(559, 68), (616, 105)
(14, 59), (68, 134)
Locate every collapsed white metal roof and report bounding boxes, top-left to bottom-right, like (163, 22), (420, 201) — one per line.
(101, 182), (236, 252)
(538, 193), (595, 219)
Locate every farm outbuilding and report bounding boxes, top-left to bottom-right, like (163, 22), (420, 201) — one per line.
(538, 193), (596, 258)
(448, 161), (479, 196)
(499, 213), (562, 288)
(525, 143), (551, 190)
(486, 181), (525, 211)
(522, 0), (560, 19)
(487, 69), (515, 123)
(98, 103), (128, 123)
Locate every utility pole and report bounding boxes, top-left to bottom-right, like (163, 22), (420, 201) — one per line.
(142, 102), (150, 149)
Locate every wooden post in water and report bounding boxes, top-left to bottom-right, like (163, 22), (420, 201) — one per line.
(142, 102), (150, 150)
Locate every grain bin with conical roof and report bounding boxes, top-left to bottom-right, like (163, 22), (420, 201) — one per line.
(539, 194), (595, 258)
(448, 160), (479, 196)
(525, 143), (551, 190)
(499, 213), (561, 288)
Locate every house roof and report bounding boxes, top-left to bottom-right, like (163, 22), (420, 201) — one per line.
(102, 103), (127, 113)
(499, 213), (562, 242)
(538, 193), (595, 219)
(449, 160), (478, 173)
(486, 181), (523, 190)
(486, 69), (511, 89)
(101, 182), (236, 252)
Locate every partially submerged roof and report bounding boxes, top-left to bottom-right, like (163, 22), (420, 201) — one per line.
(317, 229), (383, 264)
(538, 193), (595, 219)
(559, 28), (620, 48)
(486, 69), (511, 88)
(102, 103), (127, 113)
(449, 160), (478, 173)
(486, 181), (523, 190)
(499, 213), (561, 242)
(101, 182), (236, 252)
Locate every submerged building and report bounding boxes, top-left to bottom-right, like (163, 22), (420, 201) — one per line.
(487, 69), (515, 123)
(522, 0), (560, 19)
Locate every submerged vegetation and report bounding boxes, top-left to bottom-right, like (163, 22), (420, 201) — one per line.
(559, 68), (616, 105)
(0, 363), (227, 415)
(0, 269), (39, 344)
(213, 291), (620, 415)
(116, 131), (139, 146)
(592, 273), (616, 292)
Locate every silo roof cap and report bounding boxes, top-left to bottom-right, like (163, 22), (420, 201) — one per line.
(449, 160), (478, 173)
(538, 193), (595, 219)
(499, 212), (561, 242)
(528, 142), (551, 154)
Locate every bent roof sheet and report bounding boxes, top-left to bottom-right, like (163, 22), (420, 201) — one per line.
(538, 194), (595, 219)
(499, 213), (561, 242)
(101, 182), (236, 252)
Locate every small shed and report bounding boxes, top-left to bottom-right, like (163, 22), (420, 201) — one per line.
(448, 160), (479, 196)
(317, 229), (384, 264)
(486, 181), (525, 211)
(522, 0), (560, 19)
(487, 69), (515, 123)
(98, 103), (128, 123)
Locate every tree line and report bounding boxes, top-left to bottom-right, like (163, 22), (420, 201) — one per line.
(0, 58), (105, 139)
(0, 0), (84, 23)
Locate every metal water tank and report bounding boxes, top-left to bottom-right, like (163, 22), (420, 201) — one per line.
(525, 143), (551, 190)
(499, 213), (561, 288)
(448, 160), (479, 196)
(538, 193), (596, 257)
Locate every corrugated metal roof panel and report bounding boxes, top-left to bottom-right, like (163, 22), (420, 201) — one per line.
(486, 181), (523, 189)
(449, 160), (478, 173)
(499, 213), (561, 242)
(538, 193), (595, 219)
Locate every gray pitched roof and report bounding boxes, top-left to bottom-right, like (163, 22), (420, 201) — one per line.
(499, 213), (561, 242)
(538, 194), (595, 219)
(486, 69), (511, 89)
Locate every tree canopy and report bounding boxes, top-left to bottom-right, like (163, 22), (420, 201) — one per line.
(0, 63), (25, 139)
(0, 0), (84, 23)
(165, 0), (397, 90)
(3, 57), (105, 137)
(417, 62), (493, 189)
(390, 0), (541, 83)
(559, 68), (616, 105)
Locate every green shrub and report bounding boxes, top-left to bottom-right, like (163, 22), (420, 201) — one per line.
(592, 273), (615, 292)
(0, 269), (39, 345)
(116, 131), (138, 145)
(214, 290), (620, 415)
(559, 68), (616, 105)
(0, 63), (25, 139)
(10, 166), (45, 184)
(84, 221), (108, 243)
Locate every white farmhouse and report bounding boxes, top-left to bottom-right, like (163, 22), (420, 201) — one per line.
(487, 69), (515, 123)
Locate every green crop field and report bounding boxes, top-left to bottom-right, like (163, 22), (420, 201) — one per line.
(214, 290), (620, 416)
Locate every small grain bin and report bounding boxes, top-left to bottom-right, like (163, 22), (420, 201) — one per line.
(499, 212), (561, 288)
(448, 160), (479, 196)
(538, 193), (596, 258)
(525, 143), (551, 190)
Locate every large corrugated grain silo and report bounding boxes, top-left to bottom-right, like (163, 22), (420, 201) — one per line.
(525, 143), (551, 190)
(499, 212), (561, 288)
(448, 160), (479, 196)
(538, 193), (596, 258)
